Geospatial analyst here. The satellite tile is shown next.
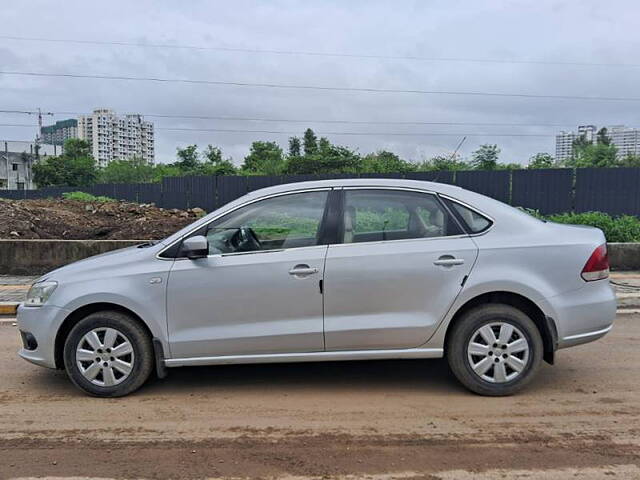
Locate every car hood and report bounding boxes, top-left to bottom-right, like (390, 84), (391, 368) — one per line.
(38, 243), (162, 283)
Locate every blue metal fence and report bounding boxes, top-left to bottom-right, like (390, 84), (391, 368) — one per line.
(2, 168), (639, 216)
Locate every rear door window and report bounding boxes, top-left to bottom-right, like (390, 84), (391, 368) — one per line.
(342, 189), (462, 244)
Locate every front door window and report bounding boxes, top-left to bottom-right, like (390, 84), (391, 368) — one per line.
(203, 190), (329, 255)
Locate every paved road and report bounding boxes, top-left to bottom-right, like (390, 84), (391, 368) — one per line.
(0, 314), (638, 479)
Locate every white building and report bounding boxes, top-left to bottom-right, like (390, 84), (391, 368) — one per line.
(555, 124), (639, 161)
(555, 125), (596, 161)
(77, 109), (154, 166)
(0, 141), (57, 190)
(606, 126), (640, 158)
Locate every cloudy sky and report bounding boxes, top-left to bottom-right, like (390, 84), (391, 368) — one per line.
(1, 0), (639, 165)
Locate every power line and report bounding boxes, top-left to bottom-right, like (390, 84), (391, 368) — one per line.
(154, 126), (551, 137)
(0, 120), (553, 137)
(1, 70), (639, 102)
(0, 108), (574, 128)
(1, 34), (637, 69)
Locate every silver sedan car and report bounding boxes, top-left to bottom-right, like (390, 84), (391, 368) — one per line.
(17, 179), (616, 397)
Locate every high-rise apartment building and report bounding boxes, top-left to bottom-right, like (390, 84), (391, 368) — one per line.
(77, 109), (155, 166)
(606, 126), (640, 158)
(40, 119), (78, 145)
(555, 124), (639, 161)
(555, 125), (596, 161)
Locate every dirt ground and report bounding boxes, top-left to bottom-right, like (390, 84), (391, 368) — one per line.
(0, 198), (201, 240)
(0, 314), (638, 479)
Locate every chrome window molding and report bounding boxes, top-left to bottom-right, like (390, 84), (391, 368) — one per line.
(156, 187), (333, 260)
(335, 186), (470, 246)
(437, 193), (495, 237)
(173, 244), (329, 261)
(328, 234), (471, 249)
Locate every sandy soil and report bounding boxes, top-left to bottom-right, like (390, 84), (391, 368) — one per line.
(0, 314), (638, 479)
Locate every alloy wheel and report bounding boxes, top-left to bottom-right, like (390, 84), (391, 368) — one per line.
(466, 322), (530, 383)
(75, 327), (135, 387)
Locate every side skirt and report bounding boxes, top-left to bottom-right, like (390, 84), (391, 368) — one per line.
(164, 347), (444, 368)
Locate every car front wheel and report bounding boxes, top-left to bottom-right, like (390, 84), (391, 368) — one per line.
(447, 304), (543, 396)
(63, 310), (154, 397)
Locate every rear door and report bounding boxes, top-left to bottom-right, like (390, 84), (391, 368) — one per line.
(323, 188), (478, 351)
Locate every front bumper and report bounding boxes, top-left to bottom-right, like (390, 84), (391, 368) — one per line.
(16, 304), (70, 369)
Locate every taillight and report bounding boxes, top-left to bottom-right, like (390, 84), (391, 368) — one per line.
(581, 244), (609, 281)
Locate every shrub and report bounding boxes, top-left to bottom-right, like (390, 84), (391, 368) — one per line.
(546, 211), (640, 243)
(62, 191), (116, 203)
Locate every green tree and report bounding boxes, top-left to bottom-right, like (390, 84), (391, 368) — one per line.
(286, 137), (361, 174)
(242, 141), (285, 175)
(99, 157), (156, 183)
(418, 154), (469, 171)
(202, 145), (237, 175)
(528, 153), (555, 169)
(288, 136), (302, 157)
(567, 143), (618, 168)
(619, 154), (640, 167)
(572, 133), (591, 150)
(596, 127), (611, 146)
(303, 128), (318, 156)
(174, 145), (200, 171)
(361, 150), (415, 173)
(471, 144), (500, 170)
(33, 139), (97, 187)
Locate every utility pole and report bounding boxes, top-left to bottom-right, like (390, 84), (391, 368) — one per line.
(450, 136), (467, 161)
(3, 142), (8, 190)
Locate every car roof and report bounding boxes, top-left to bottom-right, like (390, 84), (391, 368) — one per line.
(159, 176), (541, 247)
(243, 178), (464, 199)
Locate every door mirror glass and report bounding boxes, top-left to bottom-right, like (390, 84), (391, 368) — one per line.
(182, 235), (209, 259)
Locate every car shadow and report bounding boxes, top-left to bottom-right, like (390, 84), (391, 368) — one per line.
(142, 358), (466, 395)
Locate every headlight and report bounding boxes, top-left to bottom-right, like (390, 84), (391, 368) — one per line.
(25, 281), (58, 307)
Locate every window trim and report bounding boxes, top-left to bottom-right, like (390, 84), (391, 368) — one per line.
(333, 187), (469, 247)
(157, 187), (334, 260)
(438, 193), (494, 236)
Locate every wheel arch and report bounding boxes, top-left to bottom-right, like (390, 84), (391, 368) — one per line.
(54, 302), (153, 369)
(444, 291), (557, 365)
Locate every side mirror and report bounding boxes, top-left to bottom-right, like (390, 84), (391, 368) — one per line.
(182, 235), (209, 259)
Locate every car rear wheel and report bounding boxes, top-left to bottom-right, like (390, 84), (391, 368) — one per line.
(63, 311), (154, 397)
(447, 304), (543, 396)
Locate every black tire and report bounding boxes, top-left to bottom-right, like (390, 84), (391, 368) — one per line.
(446, 304), (543, 396)
(63, 310), (154, 397)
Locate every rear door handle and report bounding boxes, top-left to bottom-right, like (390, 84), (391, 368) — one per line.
(434, 258), (465, 266)
(289, 265), (319, 277)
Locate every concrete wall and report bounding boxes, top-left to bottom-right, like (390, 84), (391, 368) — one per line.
(608, 243), (640, 271)
(0, 239), (639, 276)
(0, 239), (142, 275)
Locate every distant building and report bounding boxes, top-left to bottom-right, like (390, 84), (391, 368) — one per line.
(555, 125), (596, 161)
(606, 125), (640, 158)
(0, 141), (57, 190)
(555, 124), (640, 161)
(40, 119), (78, 145)
(77, 109), (155, 166)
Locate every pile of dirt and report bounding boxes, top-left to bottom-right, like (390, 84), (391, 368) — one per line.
(0, 198), (205, 240)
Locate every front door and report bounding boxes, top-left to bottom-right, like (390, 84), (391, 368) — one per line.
(167, 190), (330, 358)
(324, 188), (478, 351)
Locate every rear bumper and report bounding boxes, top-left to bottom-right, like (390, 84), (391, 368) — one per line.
(16, 304), (70, 369)
(541, 280), (616, 350)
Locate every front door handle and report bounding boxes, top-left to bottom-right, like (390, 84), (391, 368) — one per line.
(434, 257), (465, 267)
(289, 265), (319, 277)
